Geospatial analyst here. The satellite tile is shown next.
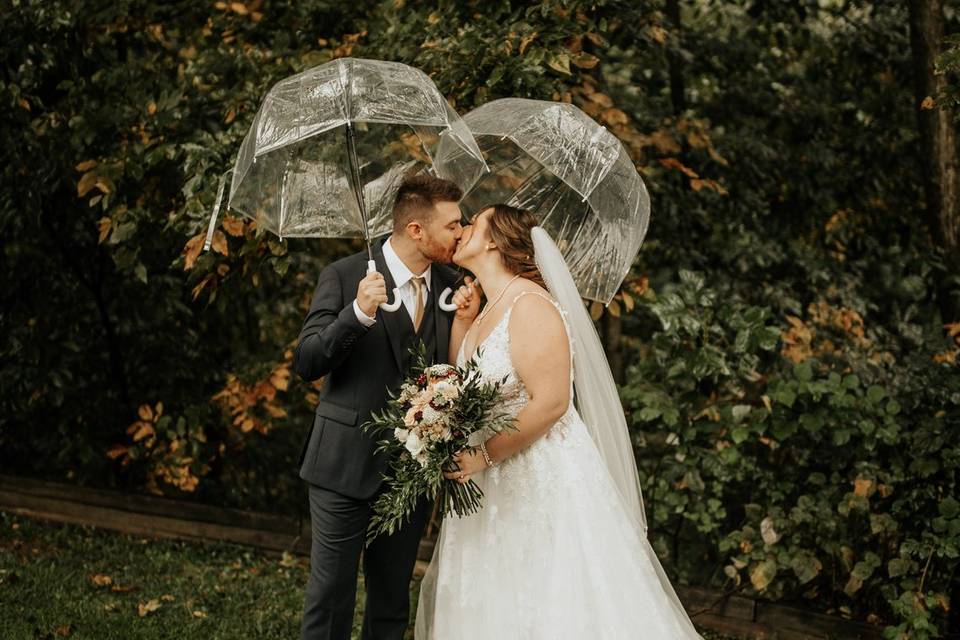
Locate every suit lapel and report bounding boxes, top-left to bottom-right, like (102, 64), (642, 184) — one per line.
(373, 239), (410, 373)
(432, 264), (453, 363)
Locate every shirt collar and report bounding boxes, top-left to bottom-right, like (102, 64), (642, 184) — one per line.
(383, 237), (431, 291)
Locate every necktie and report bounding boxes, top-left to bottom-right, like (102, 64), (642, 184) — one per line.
(410, 275), (426, 332)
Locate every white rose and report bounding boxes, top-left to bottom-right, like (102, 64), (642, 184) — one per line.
(393, 427), (409, 444)
(405, 431), (424, 456)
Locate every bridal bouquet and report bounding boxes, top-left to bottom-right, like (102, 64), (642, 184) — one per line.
(361, 343), (515, 544)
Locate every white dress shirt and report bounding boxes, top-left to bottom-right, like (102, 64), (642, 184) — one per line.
(353, 237), (431, 327)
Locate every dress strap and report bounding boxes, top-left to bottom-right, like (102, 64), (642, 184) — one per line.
(507, 290), (560, 313)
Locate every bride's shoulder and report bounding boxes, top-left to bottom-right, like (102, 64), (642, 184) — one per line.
(507, 281), (563, 327)
(506, 281), (569, 362)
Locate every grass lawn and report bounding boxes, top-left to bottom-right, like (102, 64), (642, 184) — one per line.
(0, 510), (737, 639)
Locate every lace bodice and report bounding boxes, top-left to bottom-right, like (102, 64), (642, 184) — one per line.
(456, 290), (576, 442)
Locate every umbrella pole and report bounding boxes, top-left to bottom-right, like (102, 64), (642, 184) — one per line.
(345, 122), (374, 262)
(345, 122), (403, 312)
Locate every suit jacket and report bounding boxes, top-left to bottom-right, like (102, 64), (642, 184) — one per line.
(293, 237), (460, 500)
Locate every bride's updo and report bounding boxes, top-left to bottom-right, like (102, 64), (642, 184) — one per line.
(485, 204), (547, 289)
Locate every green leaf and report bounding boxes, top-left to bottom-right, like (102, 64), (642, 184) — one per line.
(795, 361), (813, 382)
(546, 53), (571, 75)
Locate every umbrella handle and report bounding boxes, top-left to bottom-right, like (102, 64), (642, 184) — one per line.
(367, 260), (403, 312)
(438, 287), (458, 312)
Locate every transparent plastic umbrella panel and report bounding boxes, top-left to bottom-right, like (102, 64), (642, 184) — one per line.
(457, 98), (650, 304)
(226, 57), (487, 240)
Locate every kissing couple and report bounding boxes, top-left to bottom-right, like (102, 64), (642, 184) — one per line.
(293, 174), (703, 639)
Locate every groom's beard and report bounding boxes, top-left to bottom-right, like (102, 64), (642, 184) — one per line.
(421, 237), (456, 264)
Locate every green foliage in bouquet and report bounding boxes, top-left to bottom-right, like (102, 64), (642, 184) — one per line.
(360, 342), (515, 545)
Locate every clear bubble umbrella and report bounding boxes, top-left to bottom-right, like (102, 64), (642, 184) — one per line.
(456, 98), (650, 304)
(203, 57), (488, 311)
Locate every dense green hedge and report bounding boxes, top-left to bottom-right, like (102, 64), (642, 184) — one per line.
(2, 1), (958, 636)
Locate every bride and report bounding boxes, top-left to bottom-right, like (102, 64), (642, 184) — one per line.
(413, 204), (703, 639)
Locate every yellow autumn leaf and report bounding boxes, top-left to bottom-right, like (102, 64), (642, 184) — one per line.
(648, 25), (667, 44)
(137, 404), (154, 421)
(90, 573), (113, 587)
(138, 599), (162, 617)
(589, 301), (603, 321)
(749, 559), (777, 591)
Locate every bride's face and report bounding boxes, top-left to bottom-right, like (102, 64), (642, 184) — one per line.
(452, 207), (493, 268)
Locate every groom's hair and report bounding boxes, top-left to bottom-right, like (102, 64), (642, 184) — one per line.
(392, 175), (462, 231)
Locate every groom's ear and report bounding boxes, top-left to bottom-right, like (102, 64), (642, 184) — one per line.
(405, 219), (425, 240)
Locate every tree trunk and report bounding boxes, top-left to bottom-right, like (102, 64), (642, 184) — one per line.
(909, 0), (960, 256)
(602, 311), (624, 384)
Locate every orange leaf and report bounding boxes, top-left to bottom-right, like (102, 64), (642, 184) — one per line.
(921, 95), (935, 110)
(519, 33), (537, 55)
(230, 2), (248, 15)
(587, 92), (613, 108)
(600, 108), (628, 126)
(648, 25), (667, 44)
(97, 217), (112, 244)
(659, 157), (699, 179)
(106, 445), (128, 460)
(182, 233), (205, 270)
(211, 230), (228, 256)
(138, 404), (154, 421)
(77, 172), (99, 198)
(571, 53), (599, 69)
(221, 214), (246, 237)
(75, 159), (98, 172)
(191, 273), (215, 301)
(133, 423), (155, 442)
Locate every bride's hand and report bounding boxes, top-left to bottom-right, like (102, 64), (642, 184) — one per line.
(443, 446), (487, 483)
(452, 276), (481, 322)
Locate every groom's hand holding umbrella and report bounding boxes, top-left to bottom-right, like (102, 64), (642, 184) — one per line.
(356, 270), (389, 317)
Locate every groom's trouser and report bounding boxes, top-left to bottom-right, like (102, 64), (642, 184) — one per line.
(301, 482), (432, 640)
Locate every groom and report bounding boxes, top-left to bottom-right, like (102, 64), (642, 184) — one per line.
(293, 174), (472, 640)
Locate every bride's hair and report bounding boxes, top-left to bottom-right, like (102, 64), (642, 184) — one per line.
(484, 204), (547, 289)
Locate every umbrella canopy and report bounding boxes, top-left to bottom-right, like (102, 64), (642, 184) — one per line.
(457, 98), (650, 304)
(224, 57), (487, 241)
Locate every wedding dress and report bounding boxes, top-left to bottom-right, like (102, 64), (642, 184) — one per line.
(414, 286), (703, 639)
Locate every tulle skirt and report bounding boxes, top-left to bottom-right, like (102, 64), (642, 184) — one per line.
(414, 412), (703, 639)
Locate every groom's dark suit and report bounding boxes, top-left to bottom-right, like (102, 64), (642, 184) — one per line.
(293, 236), (459, 640)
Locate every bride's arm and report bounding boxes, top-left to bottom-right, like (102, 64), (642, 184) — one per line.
(449, 317), (472, 363)
(448, 277), (481, 363)
(482, 295), (571, 463)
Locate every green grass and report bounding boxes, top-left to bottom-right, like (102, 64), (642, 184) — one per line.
(0, 511), (413, 639)
(0, 511), (739, 639)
